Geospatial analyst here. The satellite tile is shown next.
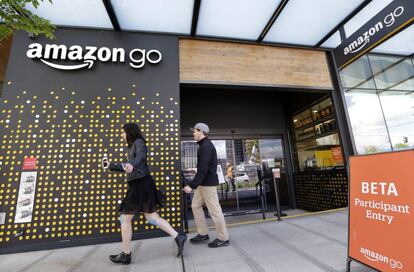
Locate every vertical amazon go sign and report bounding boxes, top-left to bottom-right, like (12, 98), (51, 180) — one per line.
(334, 0), (414, 69)
(349, 150), (414, 271)
(26, 43), (162, 70)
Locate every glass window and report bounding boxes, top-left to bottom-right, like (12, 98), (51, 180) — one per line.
(339, 56), (376, 90)
(372, 57), (414, 91)
(344, 90), (392, 154)
(181, 141), (198, 173)
(389, 77), (414, 91)
(339, 42), (414, 155)
(368, 55), (403, 75)
(379, 92), (414, 150)
(291, 97), (344, 172)
(259, 139), (283, 157)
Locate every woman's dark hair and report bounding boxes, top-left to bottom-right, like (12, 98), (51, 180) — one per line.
(122, 123), (146, 147)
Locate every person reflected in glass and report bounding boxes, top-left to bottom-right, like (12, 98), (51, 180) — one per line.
(226, 162), (236, 192)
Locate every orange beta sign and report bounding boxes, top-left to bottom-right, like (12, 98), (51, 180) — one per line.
(349, 150), (414, 272)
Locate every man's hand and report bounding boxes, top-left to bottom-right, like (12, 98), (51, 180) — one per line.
(183, 185), (192, 194)
(124, 163), (134, 173)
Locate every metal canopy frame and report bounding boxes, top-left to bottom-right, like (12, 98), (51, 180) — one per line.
(22, 0), (409, 55)
(190, 0), (201, 36)
(257, 0), (289, 43)
(102, 0), (120, 31)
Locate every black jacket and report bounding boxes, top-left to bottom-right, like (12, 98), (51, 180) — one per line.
(188, 137), (219, 189)
(109, 138), (150, 181)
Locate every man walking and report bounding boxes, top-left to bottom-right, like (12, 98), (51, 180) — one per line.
(183, 123), (229, 248)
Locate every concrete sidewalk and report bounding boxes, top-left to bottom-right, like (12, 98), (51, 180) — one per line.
(0, 210), (375, 272)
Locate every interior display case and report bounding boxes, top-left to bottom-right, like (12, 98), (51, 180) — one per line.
(292, 97), (344, 172)
(291, 96), (348, 211)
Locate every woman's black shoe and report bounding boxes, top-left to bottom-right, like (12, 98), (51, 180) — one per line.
(109, 252), (131, 264)
(175, 233), (187, 257)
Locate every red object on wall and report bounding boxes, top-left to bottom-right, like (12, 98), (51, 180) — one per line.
(331, 146), (343, 165)
(23, 157), (37, 170)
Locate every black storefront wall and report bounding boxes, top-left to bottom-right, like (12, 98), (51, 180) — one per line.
(0, 29), (181, 253)
(180, 88), (286, 134)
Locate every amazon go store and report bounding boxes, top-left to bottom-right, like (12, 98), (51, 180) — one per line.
(0, 5), (413, 253)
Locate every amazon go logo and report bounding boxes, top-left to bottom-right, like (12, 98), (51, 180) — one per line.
(344, 6), (404, 55)
(360, 247), (403, 269)
(26, 43), (162, 71)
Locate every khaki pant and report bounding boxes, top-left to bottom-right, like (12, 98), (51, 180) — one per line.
(191, 186), (229, 241)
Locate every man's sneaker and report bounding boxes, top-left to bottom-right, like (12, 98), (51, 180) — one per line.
(189, 234), (209, 243)
(208, 238), (230, 248)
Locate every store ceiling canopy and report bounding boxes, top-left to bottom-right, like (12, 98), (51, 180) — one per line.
(26, 0), (113, 29)
(263, 0), (365, 46)
(23, 0), (412, 55)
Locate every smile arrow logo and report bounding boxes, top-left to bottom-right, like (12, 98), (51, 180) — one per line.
(40, 59), (95, 70)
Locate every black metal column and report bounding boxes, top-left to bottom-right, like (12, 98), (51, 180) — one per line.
(326, 51), (356, 164)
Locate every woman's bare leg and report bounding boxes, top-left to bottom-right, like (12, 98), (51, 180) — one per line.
(120, 214), (134, 253)
(144, 212), (178, 238)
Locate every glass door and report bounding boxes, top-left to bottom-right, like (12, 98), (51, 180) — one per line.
(181, 137), (290, 217)
(258, 139), (290, 210)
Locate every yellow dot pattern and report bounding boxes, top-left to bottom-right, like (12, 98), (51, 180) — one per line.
(0, 85), (181, 245)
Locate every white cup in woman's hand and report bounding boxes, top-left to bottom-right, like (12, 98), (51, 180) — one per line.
(102, 158), (110, 169)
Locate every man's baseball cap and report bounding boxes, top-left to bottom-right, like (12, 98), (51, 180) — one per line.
(190, 123), (210, 134)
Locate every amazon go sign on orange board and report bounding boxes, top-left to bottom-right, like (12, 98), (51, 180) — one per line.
(26, 43), (162, 71)
(349, 150), (414, 271)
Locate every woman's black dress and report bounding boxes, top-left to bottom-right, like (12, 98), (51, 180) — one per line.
(120, 175), (164, 214)
(110, 138), (164, 214)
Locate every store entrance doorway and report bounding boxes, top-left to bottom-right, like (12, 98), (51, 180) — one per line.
(181, 136), (289, 218)
(180, 85), (335, 221)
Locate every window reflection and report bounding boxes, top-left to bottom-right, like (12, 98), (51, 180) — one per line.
(368, 54), (401, 75)
(373, 58), (414, 90)
(340, 53), (414, 154)
(344, 91), (392, 154)
(339, 56), (376, 89)
(379, 92), (414, 150)
(389, 76), (414, 91)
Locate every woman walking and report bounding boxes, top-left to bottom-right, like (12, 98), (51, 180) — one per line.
(104, 123), (187, 265)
